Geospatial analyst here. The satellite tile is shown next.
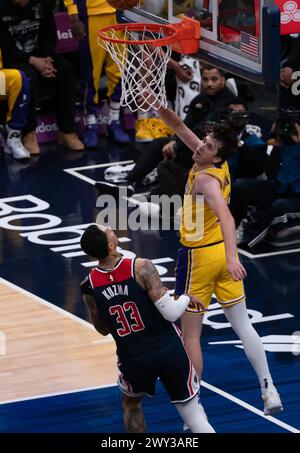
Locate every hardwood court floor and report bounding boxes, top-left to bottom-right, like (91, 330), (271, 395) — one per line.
(0, 279), (116, 402)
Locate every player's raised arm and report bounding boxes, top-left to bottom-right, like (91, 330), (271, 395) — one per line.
(158, 106), (201, 153)
(141, 90), (201, 153)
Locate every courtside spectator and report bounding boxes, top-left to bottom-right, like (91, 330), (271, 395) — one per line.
(0, 0), (84, 154)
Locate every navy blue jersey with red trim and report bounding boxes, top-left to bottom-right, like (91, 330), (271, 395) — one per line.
(82, 258), (178, 361)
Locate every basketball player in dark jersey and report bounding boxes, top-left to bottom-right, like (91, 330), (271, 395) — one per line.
(80, 224), (215, 433)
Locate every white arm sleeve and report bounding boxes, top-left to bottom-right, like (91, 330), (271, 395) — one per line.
(154, 293), (190, 322)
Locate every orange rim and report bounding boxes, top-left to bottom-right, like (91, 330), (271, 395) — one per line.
(98, 22), (178, 47)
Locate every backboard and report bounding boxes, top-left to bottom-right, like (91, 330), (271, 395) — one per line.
(117, 1), (281, 84)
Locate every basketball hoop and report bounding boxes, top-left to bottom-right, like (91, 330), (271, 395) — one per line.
(98, 17), (201, 112)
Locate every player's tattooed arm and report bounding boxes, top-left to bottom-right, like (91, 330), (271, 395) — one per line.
(82, 294), (110, 336)
(135, 258), (168, 302)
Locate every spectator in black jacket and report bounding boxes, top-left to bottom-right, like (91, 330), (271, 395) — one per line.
(182, 65), (238, 130)
(0, 0), (84, 153)
(279, 35), (300, 110)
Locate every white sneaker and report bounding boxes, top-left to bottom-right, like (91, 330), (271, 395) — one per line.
(262, 386), (283, 415)
(5, 130), (30, 160)
(104, 164), (135, 182)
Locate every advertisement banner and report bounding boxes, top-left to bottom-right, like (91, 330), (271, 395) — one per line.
(275, 0), (300, 35)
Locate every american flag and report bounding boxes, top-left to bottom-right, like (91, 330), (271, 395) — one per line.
(240, 31), (259, 57)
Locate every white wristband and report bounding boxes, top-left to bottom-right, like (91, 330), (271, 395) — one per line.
(154, 293), (190, 322)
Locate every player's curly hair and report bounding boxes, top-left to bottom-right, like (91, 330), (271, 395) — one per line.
(210, 120), (238, 164)
(80, 225), (109, 259)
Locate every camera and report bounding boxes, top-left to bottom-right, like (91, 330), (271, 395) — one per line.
(272, 109), (300, 142)
(204, 108), (250, 134)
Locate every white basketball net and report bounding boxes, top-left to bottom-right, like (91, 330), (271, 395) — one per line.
(99, 26), (172, 112)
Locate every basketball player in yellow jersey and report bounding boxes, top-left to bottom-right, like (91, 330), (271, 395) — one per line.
(154, 103), (283, 417)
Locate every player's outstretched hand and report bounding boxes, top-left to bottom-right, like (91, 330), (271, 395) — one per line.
(187, 294), (207, 312)
(227, 256), (247, 282)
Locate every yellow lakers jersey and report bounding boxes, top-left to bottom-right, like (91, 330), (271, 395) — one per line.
(180, 162), (231, 247)
(64, 1), (115, 17)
